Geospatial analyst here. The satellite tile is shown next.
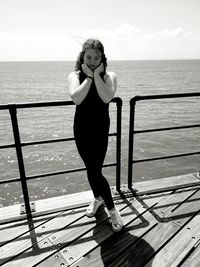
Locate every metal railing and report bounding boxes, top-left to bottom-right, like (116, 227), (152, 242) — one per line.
(128, 92), (200, 190)
(0, 97), (122, 220)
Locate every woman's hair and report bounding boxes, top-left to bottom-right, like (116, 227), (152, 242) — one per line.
(75, 39), (107, 72)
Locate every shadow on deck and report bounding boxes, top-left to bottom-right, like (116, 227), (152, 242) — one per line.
(1, 173), (200, 267)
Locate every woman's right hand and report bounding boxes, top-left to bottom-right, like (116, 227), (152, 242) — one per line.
(81, 64), (94, 78)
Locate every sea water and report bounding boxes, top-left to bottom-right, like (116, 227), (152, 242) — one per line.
(0, 60), (200, 206)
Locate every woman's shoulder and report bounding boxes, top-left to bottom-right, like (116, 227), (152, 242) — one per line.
(104, 71), (117, 81)
(67, 71), (80, 80)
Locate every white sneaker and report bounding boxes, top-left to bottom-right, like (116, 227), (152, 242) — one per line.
(109, 207), (123, 232)
(86, 198), (104, 217)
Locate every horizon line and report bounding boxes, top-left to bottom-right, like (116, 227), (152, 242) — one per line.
(0, 58), (200, 63)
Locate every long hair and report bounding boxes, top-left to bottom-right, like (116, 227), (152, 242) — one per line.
(75, 39), (107, 73)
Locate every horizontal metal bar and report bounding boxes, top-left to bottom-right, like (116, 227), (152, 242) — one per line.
(11, 101), (74, 109)
(0, 162), (116, 184)
(26, 162), (117, 181)
(21, 133), (117, 147)
(0, 98), (120, 186)
(109, 133), (117, 137)
(21, 137), (75, 147)
(103, 163), (117, 168)
(132, 151), (200, 164)
(131, 92), (200, 103)
(0, 101), (74, 111)
(0, 177), (21, 185)
(134, 124), (200, 134)
(0, 144), (15, 150)
(26, 168), (87, 180)
(0, 97), (120, 110)
(0, 104), (11, 110)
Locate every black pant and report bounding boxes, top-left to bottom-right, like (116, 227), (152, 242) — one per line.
(74, 113), (114, 210)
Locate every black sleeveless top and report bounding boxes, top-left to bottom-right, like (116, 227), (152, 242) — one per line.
(75, 71), (109, 120)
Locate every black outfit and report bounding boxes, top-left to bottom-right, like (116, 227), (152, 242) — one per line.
(73, 71), (114, 210)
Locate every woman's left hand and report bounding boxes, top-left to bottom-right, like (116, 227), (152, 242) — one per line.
(94, 63), (104, 75)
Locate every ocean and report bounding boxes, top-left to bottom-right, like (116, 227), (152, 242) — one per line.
(0, 60), (200, 207)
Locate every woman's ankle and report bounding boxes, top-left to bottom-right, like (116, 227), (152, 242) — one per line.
(95, 196), (103, 202)
(108, 206), (116, 213)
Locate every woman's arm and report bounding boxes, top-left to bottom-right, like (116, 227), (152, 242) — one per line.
(67, 71), (93, 105)
(94, 64), (117, 103)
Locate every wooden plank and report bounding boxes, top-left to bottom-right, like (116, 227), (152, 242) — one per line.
(109, 220), (180, 267)
(35, 197), (135, 266)
(142, 189), (200, 266)
(35, 190), (94, 214)
(0, 190), (94, 224)
(0, 211), (62, 247)
(36, 198), (131, 267)
(163, 188), (200, 226)
(59, 190), (182, 266)
(132, 173), (200, 194)
(150, 187), (200, 223)
(0, 190), (167, 249)
(0, 220), (30, 247)
(0, 203), (27, 224)
(138, 191), (174, 207)
(47, 199), (129, 245)
(145, 213), (200, 267)
(0, 207), (86, 266)
(122, 189), (200, 266)
(110, 187), (200, 267)
(3, 238), (66, 267)
(83, 188), (200, 267)
(70, 209), (157, 267)
(135, 186), (198, 228)
(1, 176), (199, 266)
(58, 197), (157, 266)
(31, 252), (68, 267)
(4, 199), (131, 267)
(1, 173), (198, 223)
(181, 241), (200, 267)
(32, 251), (68, 267)
(130, 188), (193, 222)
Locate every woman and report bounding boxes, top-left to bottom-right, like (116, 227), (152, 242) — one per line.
(67, 39), (123, 232)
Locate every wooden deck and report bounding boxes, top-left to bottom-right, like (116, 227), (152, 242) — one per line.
(1, 173), (200, 267)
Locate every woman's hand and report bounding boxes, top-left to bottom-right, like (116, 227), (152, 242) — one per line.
(81, 64), (94, 77)
(94, 63), (104, 75)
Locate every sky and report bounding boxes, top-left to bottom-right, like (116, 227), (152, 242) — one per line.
(0, 0), (200, 61)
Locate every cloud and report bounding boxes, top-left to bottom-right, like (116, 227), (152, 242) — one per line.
(113, 24), (141, 40)
(0, 24), (200, 60)
(0, 32), (78, 61)
(79, 24), (200, 59)
(81, 24), (198, 43)
(141, 27), (195, 43)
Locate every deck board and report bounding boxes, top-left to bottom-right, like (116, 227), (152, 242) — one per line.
(145, 213), (200, 267)
(0, 190), (94, 224)
(132, 173), (200, 194)
(0, 211), (62, 247)
(1, 208), (86, 266)
(161, 188), (200, 225)
(36, 199), (133, 266)
(1, 174), (200, 266)
(71, 209), (157, 267)
(48, 198), (157, 267)
(144, 186), (200, 223)
(71, 185), (197, 267)
(181, 241), (200, 267)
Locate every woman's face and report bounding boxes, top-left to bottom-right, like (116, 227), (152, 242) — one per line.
(83, 49), (102, 70)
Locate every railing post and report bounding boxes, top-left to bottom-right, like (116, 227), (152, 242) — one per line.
(128, 97), (137, 189)
(9, 105), (32, 220)
(116, 98), (122, 192)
